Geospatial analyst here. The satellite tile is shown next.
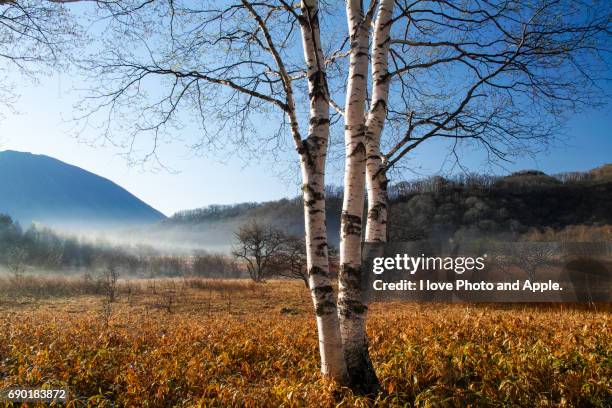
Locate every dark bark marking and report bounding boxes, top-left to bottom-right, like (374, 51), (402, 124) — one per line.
(309, 266), (326, 276)
(367, 202), (387, 221)
(371, 98), (387, 111)
(313, 284), (333, 295)
(301, 183), (325, 205)
(339, 263), (362, 289)
(338, 298), (368, 317)
(315, 241), (328, 257)
(314, 300), (337, 316)
(342, 212), (362, 236)
(348, 141), (366, 158)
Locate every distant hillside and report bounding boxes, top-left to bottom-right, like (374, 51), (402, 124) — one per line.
(0, 150), (166, 228)
(157, 166), (612, 249)
(387, 168), (612, 241)
(147, 193), (344, 251)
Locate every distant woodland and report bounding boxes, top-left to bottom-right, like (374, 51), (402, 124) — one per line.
(0, 216), (241, 278)
(167, 165), (612, 244)
(1, 165), (610, 277)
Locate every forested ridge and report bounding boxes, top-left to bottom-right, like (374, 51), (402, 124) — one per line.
(165, 166), (612, 243)
(1, 166), (610, 276)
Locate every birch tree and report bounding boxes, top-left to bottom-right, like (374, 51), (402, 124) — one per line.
(337, 0), (373, 389)
(74, 0), (611, 394)
(75, 0), (349, 384)
(361, 0), (611, 246)
(337, 0), (610, 392)
(337, 0), (394, 391)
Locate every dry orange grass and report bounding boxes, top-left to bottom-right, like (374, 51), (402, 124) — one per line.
(0, 278), (610, 407)
(522, 224), (612, 242)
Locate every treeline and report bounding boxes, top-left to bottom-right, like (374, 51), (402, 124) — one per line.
(163, 166), (612, 245)
(389, 166), (611, 198)
(0, 214), (241, 278)
(169, 202), (261, 223)
(388, 169), (612, 242)
(167, 166), (611, 226)
(167, 187), (345, 225)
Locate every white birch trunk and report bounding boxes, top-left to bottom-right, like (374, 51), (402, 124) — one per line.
(298, 0), (348, 384)
(365, 0), (394, 243)
(337, 0), (377, 391)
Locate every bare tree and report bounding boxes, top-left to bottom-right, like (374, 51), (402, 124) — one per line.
(335, 1), (610, 390)
(6, 246), (27, 277)
(335, 1), (395, 392)
(76, 0), (349, 383)
(507, 242), (558, 281)
(232, 220), (285, 283)
(0, 0), (80, 113)
(270, 234), (309, 287)
(72, 0), (611, 392)
(98, 255), (119, 303)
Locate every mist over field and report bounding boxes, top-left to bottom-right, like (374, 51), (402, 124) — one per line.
(2, 153), (611, 274)
(80, 163), (612, 254)
(1, 157), (610, 293)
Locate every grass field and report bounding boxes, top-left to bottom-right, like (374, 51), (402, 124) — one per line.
(0, 276), (610, 407)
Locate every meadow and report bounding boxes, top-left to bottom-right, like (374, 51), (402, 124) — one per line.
(0, 276), (610, 407)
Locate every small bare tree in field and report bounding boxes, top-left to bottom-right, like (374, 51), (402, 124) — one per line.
(159, 279), (178, 313)
(232, 220), (285, 283)
(94, 258), (118, 330)
(510, 243), (558, 281)
(96, 256), (119, 304)
(272, 235), (309, 288)
(7, 247), (27, 278)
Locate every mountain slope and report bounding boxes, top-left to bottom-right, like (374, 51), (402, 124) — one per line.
(147, 196), (344, 251)
(153, 167), (612, 251)
(0, 150), (166, 228)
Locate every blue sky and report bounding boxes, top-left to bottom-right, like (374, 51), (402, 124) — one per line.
(0, 69), (612, 214)
(0, 2), (610, 216)
(0, 71), (296, 216)
(0, 68), (610, 216)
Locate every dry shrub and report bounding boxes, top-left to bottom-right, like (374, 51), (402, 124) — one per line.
(523, 225), (612, 242)
(0, 274), (101, 299)
(0, 281), (609, 407)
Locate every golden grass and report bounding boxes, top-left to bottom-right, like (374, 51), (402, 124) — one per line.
(0, 278), (610, 407)
(522, 224), (612, 242)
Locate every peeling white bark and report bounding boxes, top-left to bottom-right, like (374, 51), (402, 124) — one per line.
(365, 0), (394, 244)
(298, 0), (348, 384)
(337, 0), (376, 389)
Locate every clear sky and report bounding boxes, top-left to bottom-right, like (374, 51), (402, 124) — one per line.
(0, 70), (304, 216)
(0, 67), (610, 216)
(1, 0), (610, 216)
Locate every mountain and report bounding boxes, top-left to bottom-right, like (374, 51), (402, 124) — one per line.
(0, 150), (166, 228)
(151, 166), (611, 251)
